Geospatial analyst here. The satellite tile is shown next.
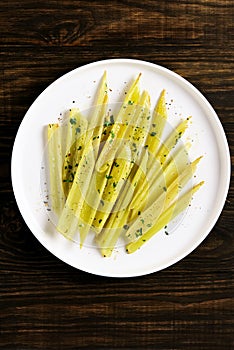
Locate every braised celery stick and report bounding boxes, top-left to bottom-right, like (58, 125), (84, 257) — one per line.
(99, 160), (202, 258)
(69, 74), (143, 245)
(57, 72), (108, 239)
(93, 91), (151, 233)
(97, 151), (200, 257)
(164, 156), (203, 206)
(127, 155), (203, 242)
(157, 117), (191, 164)
(129, 143), (192, 220)
(48, 124), (65, 215)
(95, 90), (167, 252)
(96, 73), (141, 173)
(62, 108), (88, 197)
(130, 117), (191, 210)
(99, 90), (168, 234)
(96, 150), (149, 257)
(128, 89), (168, 208)
(98, 227), (123, 257)
(78, 147), (122, 246)
(77, 76), (143, 244)
(147, 89), (167, 157)
(126, 181), (204, 254)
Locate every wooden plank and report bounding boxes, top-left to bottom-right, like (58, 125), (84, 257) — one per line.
(0, 0), (233, 349)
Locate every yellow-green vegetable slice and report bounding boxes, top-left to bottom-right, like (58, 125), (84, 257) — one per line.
(147, 89), (167, 155)
(62, 108), (88, 197)
(127, 155), (203, 242)
(96, 73), (141, 173)
(57, 72), (108, 239)
(47, 124), (65, 215)
(96, 150), (149, 256)
(129, 143), (192, 220)
(126, 181), (204, 254)
(130, 117), (191, 210)
(77, 74), (143, 243)
(98, 153), (201, 257)
(93, 91), (151, 233)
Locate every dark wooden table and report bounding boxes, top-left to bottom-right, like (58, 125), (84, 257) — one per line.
(0, 1), (233, 349)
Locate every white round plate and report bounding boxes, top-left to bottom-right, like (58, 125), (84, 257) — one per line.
(11, 59), (230, 277)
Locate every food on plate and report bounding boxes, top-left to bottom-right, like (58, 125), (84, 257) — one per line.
(46, 72), (204, 256)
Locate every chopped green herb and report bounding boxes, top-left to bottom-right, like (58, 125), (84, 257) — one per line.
(100, 199), (104, 206)
(110, 130), (115, 138)
(106, 175), (113, 180)
(140, 219), (145, 224)
(77, 146), (82, 151)
(128, 100), (134, 105)
(163, 186), (167, 192)
(150, 132), (157, 136)
(113, 182), (117, 188)
(123, 224), (129, 230)
(110, 115), (114, 124)
(135, 227), (143, 238)
(70, 118), (76, 125)
(114, 161), (119, 167)
(175, 131), (183, 145)
(147, 223), (152, 227)
(75, 127), (81, 134)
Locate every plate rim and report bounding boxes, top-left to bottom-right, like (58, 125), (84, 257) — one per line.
(11, 58), (231, 277)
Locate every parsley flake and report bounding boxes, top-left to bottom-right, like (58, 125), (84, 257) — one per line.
(70, 118), (77, 125)
(135, 227), (143, 238)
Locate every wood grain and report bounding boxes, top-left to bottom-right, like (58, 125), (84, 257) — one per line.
(0, 0), (233, 349)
